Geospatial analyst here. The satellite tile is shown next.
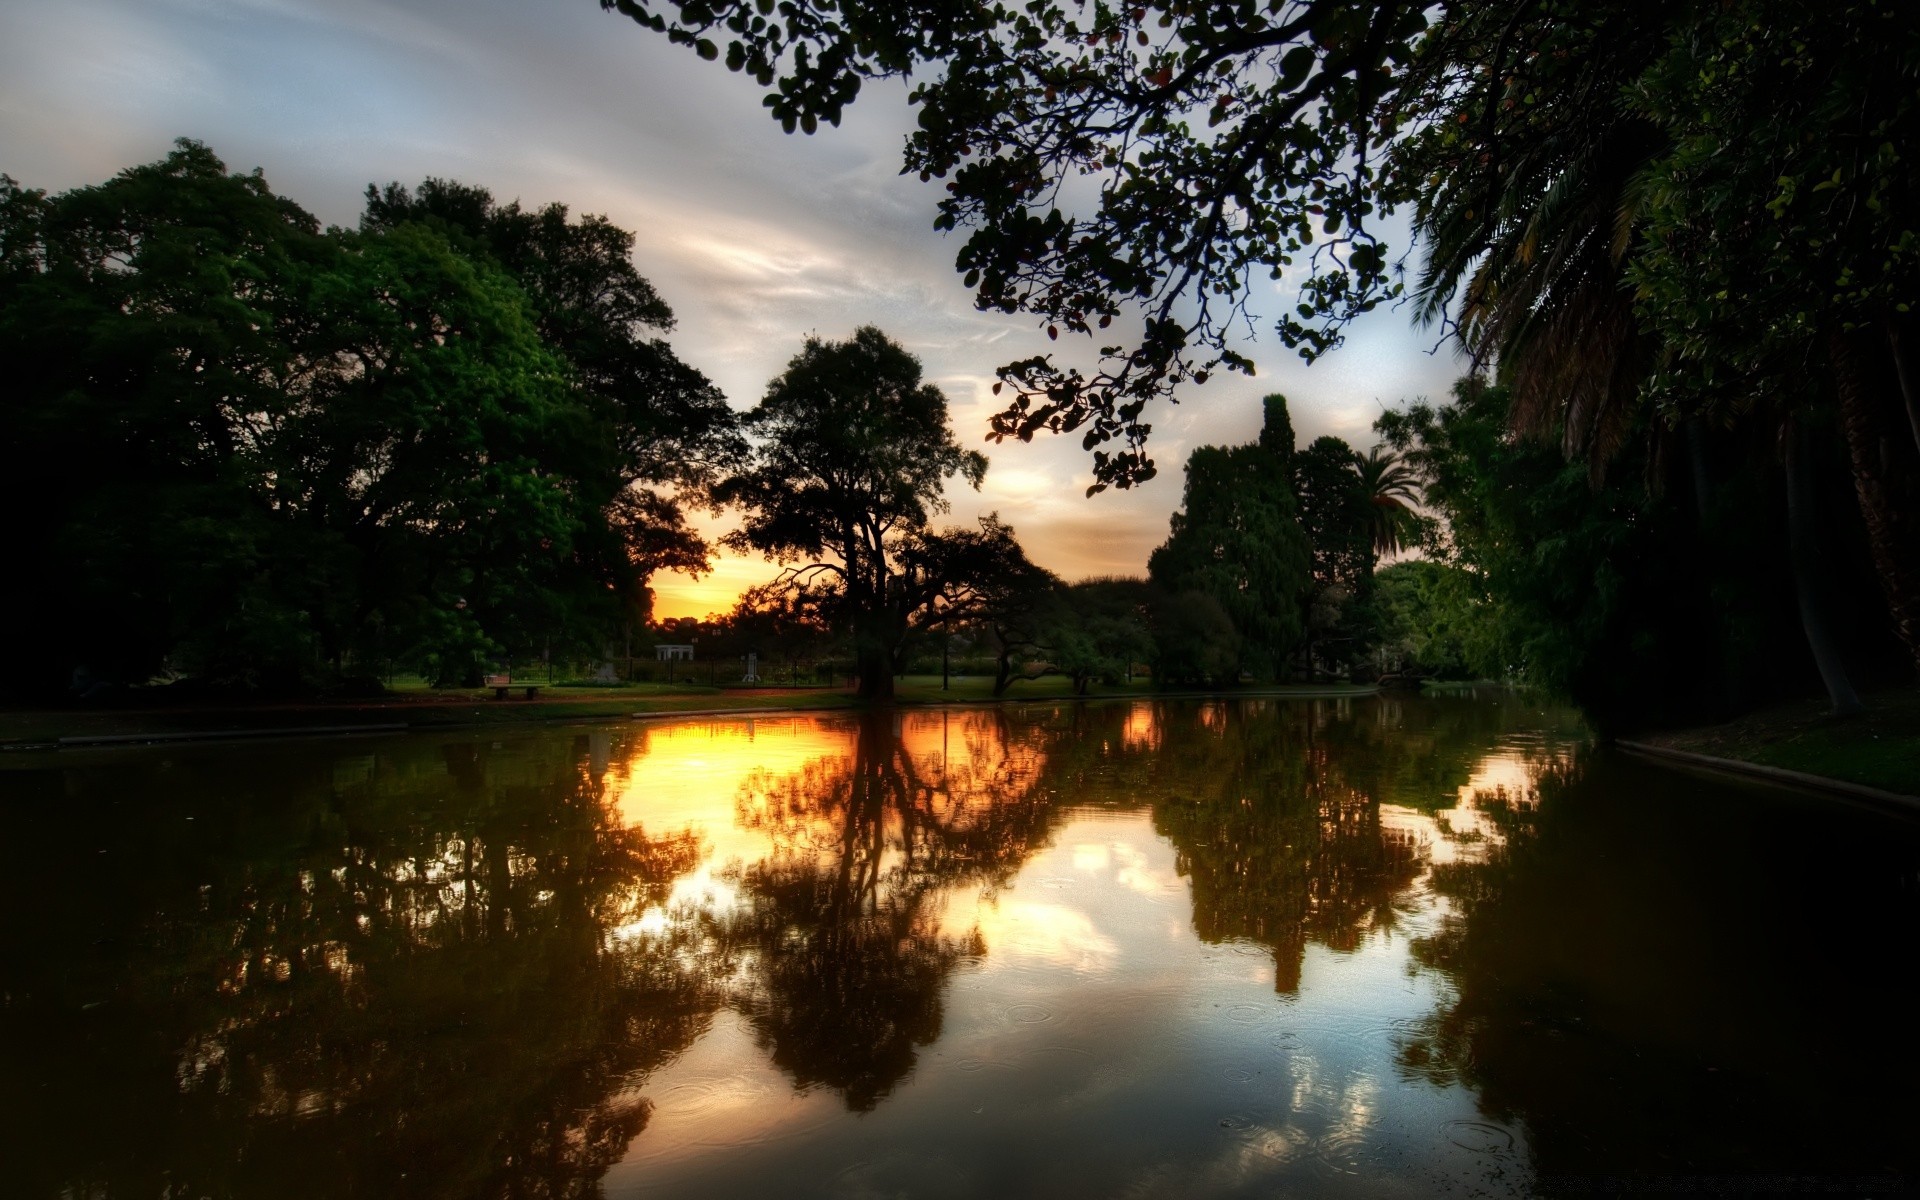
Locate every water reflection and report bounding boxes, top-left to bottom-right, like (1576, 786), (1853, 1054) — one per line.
(717, 711), (1059, 1110)
(1396, 752), (1920, 1183)
(3, 693), (1915, 1198)
(0, 733), (716, 1199)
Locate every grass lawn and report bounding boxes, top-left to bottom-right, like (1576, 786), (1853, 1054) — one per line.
(0, 682), (860, 747)
(0, 673), (1379, 748)
(1635, 685), (1920, 796)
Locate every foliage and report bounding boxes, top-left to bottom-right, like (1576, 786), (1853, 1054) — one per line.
(1147, 589), (1239, 687)
(716, 326), (988, 698)
(1356, 445), (1425, 557)
(1047, 577), (1156, 694)
(1290, 432), (1380, 675)
(602, 0), (1429, 489)
(362, 178), (745, 587)
(1147, 440), (1309, 680)
(907, 514), (1060, 695)
(1375, 379), (1887, 728)
(1372, 561), (1504, 680)
(0, 143), (729, 695)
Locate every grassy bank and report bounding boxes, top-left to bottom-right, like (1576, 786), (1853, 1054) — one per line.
(1635, 686), (1920, 796)
(0, 675), (1380, 749)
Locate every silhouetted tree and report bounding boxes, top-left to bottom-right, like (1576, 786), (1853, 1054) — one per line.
(717, 327), (987, 698)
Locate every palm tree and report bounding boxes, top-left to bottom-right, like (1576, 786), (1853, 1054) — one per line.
(1357, 446), (1423, 558)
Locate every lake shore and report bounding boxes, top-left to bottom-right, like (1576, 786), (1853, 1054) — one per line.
(0, 677), (1384, 752)
(1623, 685), (1920, 799)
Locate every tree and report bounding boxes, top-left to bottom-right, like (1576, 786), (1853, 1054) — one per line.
(0, 143), (733, 695)
(0, 141), (335, 692)
(1356, 446), (1424, 557)
(1375, 379), (1889, 730)
(1148, 589), (1240, 687)
(717, 327), (988, 698)
(1148, 426), (1311, 681)
(361, 178), (745, 621)
(903, 514), (1058, 695)
(1372, 561), (1504, 680)
(296, 220), (599, 685)
(1048, 577), (1156, 694)
(1291, 435), (1378, 678)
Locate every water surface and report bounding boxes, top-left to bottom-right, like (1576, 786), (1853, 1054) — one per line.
(3, 694), (1915, 1198)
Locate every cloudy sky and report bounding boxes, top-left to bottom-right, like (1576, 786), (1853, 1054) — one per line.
(0, 0), (1465, 617)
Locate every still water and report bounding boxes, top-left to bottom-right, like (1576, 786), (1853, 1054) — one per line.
(3, 694), (1916, 1198)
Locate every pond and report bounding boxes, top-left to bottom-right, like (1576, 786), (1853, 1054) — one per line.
(3, 693), (1916, 1198)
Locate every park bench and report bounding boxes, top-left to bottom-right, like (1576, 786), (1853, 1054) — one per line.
(483, 673), (541, 700)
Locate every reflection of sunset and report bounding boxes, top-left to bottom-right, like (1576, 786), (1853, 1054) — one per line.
(612, 717), (855, 858)
(1122, 702), (1160, 751)
(1454, 751), (1542, 810)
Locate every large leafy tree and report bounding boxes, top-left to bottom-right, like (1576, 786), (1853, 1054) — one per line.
(292, 221), (594, 684)
(1291, 434), (1378, 676)
(0, 143), (725, 694)
(0, 142), (335, 690)
(902, 513), (1059, 695)
(718, 326), (987, 698)
(1376, 379), (1887, 729)
(1147, 428), (1310, 680)
(1047, 577), (1156, 694)
(361, 179), (745, 613)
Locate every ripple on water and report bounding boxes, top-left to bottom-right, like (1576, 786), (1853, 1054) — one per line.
(954, 1058), (1016, 1072)
(1223, 1067), (1255, 1083)
(1224, 1004), (1268, 1024)
(1316, 1118), (1379, 1174)
(1443, 1120), (1517, 1155)
(1007, 1003), (1054, 1024)
(1268, 1032), (1304, 1052)
(661, 1077), (735, 1116)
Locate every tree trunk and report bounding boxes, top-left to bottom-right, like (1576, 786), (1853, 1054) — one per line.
(1784, 419), (1864, 715)
(856, 644), (894, 699)
(1830, 329), (1920, 675)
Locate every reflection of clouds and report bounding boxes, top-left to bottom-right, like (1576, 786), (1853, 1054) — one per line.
(1380, 745), (1572, 866)
(1114, 842), (1183, 899)
(1072, 843), (1111, 872)
(967, 898), (1120, 972)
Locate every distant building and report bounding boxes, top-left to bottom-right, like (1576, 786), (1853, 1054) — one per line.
(655, 644), (695, 662)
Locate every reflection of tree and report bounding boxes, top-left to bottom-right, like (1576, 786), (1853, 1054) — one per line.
(1396, 753), (1920, 1180)
(1025, 695), (1573, 993)
(0, 731), (716, 1199)
(721, 710), (1061, 1110)
(1145, 702), (1421, 991)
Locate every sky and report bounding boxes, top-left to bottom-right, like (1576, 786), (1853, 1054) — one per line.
(0, 0), (1467, 618)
